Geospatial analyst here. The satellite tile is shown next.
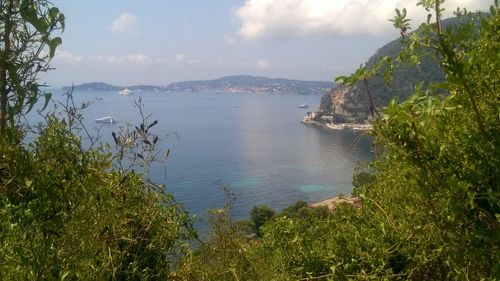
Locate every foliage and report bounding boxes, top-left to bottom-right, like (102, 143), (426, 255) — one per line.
(0, 7), (195, 276)
(2, 0), (499, 280)
(280, 200), (330, 220)
(250, 204), (276, 236)
(180, 1), (500, 280)
(0, 0), (65, 137)
(173, 202), (275, 280)
(0, 116), (195, 280)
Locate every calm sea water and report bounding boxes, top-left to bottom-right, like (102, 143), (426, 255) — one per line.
(41, 90), (372, 219)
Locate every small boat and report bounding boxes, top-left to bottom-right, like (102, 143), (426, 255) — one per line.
(118, 88), (133, 96)
(95, 116), (117, 123)
(299, 103), (309, 109)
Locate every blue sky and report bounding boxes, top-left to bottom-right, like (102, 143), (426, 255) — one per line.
(45, 0), (489, 87)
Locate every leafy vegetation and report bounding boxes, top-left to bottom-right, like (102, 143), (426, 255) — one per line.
(249, 205), (276, 236)
(0, 1), (195, 280)
(0, 117), (196, 280)
(0, 0), (65, 137)
(1, 0), (499, 280)
(177, 1), (500, 280)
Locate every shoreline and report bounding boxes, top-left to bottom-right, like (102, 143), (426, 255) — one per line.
(309, 195), (361, 211)
(301, 119), (373, 131)
(302, 115), (369, 211)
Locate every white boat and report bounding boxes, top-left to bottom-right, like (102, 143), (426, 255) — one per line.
(95, 116), (116, 123)
(118, 88), (133, 96)
(299, 103), (309, 109)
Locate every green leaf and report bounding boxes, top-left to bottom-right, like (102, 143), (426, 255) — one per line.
(48, 7), (60, 23)
(20, 0), (30, 12)
(61, 271), (70, 281)
(25, 95), (38, 114)
(22, 7), (49, 34)
(47, 37), (62, 58)
(59, 13), (66, 30)
(41, 92), (52, 112)
(23, 84), (39, 114)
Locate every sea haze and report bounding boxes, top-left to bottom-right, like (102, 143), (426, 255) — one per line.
(44, 90), (373, 219)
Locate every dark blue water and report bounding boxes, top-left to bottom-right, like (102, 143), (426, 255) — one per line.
(40, 90), (372, 219)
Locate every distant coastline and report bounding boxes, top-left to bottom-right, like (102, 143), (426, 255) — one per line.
(65, 75), (335, 96)
(166, 75), (334, 95)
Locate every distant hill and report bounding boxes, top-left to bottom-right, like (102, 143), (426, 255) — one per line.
(316, 15), (479, 123)
(165, 75), (335, 95)
(66, 76), (335, 95)
(65, 82), (166, 92)
(66, 82), (122, 91)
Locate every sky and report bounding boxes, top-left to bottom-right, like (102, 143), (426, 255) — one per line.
(44, 0), (490, 87)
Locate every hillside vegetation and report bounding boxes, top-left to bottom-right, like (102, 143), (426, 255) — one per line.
(317, 15), (482, 123)
(175, 3), (500, 280)
(0, 1), (498, 280)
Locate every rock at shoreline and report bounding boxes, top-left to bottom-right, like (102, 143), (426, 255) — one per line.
(310, 195), (361, 212)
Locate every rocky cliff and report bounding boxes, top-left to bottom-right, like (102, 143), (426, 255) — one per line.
(315, 15), (482, 124)
(317, 40), (444, 123)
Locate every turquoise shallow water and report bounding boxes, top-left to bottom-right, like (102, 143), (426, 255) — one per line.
(230, 178), (263, 189)
(299, 184), (337, 193)
(38, 90), (373, 219)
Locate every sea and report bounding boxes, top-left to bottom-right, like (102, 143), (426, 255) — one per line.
(34, 89), (373, 221)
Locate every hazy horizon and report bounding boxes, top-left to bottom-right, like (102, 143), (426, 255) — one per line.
(54, 74), (340, 89)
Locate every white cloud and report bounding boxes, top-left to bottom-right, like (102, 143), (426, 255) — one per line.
(54, 50), (82, 63)
(175, 53), (185, 62)
(173, 53), (204, 65)
(235, 0), (491, 39)
(256, 59), (271, 69)
(110, 13), (137, 33)
(127, 53), (150, 63)
(89, 53), (151, 64)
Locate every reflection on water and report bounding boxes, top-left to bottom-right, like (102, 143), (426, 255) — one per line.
(30, 90), (373, 219)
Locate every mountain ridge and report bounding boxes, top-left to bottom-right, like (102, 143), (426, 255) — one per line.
(165, 75), (335, 95)
(65, 75), (335, 95)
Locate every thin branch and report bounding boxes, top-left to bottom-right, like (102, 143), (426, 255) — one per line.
(363, 79), (381, 118)
(433, 1), (487, 137)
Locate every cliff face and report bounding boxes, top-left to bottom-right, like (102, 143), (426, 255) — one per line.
(316, 39), (444, 123)
(319, 84), (374, 123)
(315, 15), (481, 124)
(329, 85), (366, 116)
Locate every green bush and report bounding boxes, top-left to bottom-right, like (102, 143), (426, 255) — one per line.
(250, 205), (276, 236)
(180, 2), (500, 280)
(0, 118), (194, 280)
